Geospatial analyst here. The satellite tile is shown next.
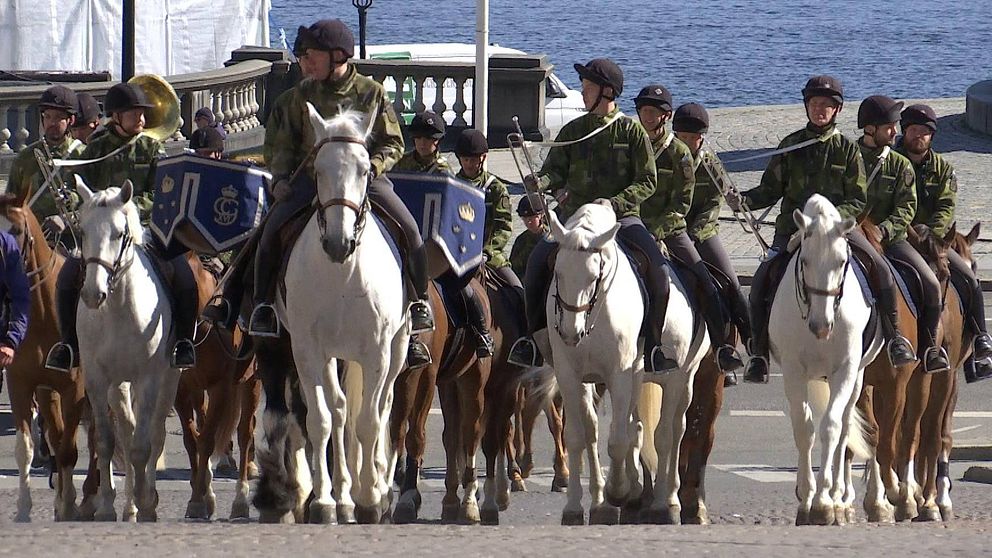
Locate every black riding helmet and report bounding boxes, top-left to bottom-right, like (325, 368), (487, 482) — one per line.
(672, 102), (710, 134)
(634, 84), (673, 112)
(574, 58), (624, 99)
(901, 104), (938, 133)
(517, 193), (543, 217)
(73, 93), (101, 126)
(802, 75), (844, 105)
(857, 95), (904, 129)
(104, 83), (153, 114)
(409, 111), (445, 139)
(38, 85), (78, 115)
(306, 19), (355, 58)
(455, 129), (488, 157)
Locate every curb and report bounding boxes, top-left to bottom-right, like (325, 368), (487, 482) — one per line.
(951, 445), (992, 462)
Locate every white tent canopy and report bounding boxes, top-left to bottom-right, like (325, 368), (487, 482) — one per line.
(0, 0), (270, 78)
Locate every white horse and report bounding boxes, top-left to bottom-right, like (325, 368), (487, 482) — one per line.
(74, 177), (181, 522)
(770, 194), (882, 525)
(276, 104), (410, 524)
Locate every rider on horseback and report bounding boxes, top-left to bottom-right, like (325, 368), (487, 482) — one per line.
(727, 76), (917, 383)
(897, 103), (992, 382)
(637, 87), (745, 376)
(507, 57), (662, 369)
(46, 82), (199, 372)
(202, 19), (436, 366)
(395, 112), (453, 174)
(671, 101), (754, 383)
(857, 95), (949, 374)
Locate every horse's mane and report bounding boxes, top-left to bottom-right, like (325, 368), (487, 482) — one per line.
(803, 194), (842, 236)
(324, 109), (366, 140)
(559, 204), (617, 251)
(82, 187), (145, 246)
(908, 223), (951, 281)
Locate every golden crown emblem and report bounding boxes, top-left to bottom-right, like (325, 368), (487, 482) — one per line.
(161, 175), (175, 194)
(458, 202), (475, 223)
(221, 184), (238, 199)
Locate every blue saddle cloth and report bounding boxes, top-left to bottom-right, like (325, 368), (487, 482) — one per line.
(887, 258), (920, 319)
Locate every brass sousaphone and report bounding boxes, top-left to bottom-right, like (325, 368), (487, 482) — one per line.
(126, 73), (181, 141)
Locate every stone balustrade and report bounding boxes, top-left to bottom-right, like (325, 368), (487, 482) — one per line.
(966, 80), (992, 137)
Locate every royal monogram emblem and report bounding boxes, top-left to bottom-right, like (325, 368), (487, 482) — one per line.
(213, 185), (240, 226)
(458, 202), (476, 223)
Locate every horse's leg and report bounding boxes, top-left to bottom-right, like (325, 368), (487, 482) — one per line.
(87, 381), (119, 522)
(917, 368), (953, 522)
(404, 363), (438, 521)
(680, 359), (723, 525)
(895, 368), (930, 521)
(549, 394), (569, 492)
(875, 370), (910, 507)
(293, 351), (335, 524)
(937, 370), (958, 521)
(54, 387), (86, 522)
(189, 377), (237, 521)
(783, 371), (815, 525)
(174, 378), (205, 519)
(134, 374), (179, 523)
(809, 366), (861, 526)
(557, 371), (589, 525)
(391, 367), (419, 523)
(859, 387), (895, 523)
(439, 380), (462, 524)
(519, 385), (543, 479)
(233, 373), (261, 520)
(10, 381), (36, 522)
(481, 376), (516, 525)
(353, 353), (393, 524)
(79, 400), (100, 521)
(456, 367), (487, 525)
(600, 369), (636, 524)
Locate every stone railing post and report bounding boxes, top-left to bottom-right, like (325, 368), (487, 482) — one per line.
(487, 54), (552, 147)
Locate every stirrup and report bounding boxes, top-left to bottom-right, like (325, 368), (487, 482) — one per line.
(646, 345), (680, 375)
(407, 339), (433, 368)
(716, 344), (745, 372)
(202, 296), (232, 327)
(473, 328), (495, 358)
(743, 355), (769, 384)
(247, 303), (281, 338)
(968, 357), (992, 383)
(507, 337), (541, 367)
(886, 335), (919, 367)
(922, 346), (951, 375)
(409, 300), (435, 334)
(171, 339), (196, 369)
(974, 333), (992, 360)
(44, 343), (76, 373)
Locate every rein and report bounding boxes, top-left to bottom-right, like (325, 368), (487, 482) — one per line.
(13, 223), (58, 293)
(552, 244), (619, 340)
(793, 241), (851, 321)
(82, 223), (135, 295)
(311, 136), (372, 259)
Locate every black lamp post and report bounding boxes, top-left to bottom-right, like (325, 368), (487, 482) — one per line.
(122, 0), (136, 81)
(352, 0), (373, 59)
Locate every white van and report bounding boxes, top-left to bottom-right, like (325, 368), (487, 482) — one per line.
(364, 43), (586, 130)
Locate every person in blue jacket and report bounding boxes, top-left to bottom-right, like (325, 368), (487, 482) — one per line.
(0, 229), (30, 373)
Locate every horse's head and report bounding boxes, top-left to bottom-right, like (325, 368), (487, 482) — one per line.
(908, 223), (955, 285)
(793, 194), (856, 339)
(949, 222), (980, 274)
(0, 192), (30, 251)
(547, 203), (620, 346)
(306, 102), (373, 263)
(74, 175), (143, 309)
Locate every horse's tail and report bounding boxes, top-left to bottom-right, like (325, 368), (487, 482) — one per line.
(637, 383), (662, 476)
(344, 361), (363, 466)
(807, 380), (874, 460)
(518, 365), (558, 407)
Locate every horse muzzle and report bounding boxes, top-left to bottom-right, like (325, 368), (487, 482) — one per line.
(559, 328), (586, 347)
(321, 234), (356, 263)
(81, 285), (108, 309)
(809, 320), (833, 340)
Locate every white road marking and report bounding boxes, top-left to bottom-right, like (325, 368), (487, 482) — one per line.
(712, 464), (795, 483)
(729, 410), (786, 417)
(953, 411), (992, 418)
(952, 424), (984, 435)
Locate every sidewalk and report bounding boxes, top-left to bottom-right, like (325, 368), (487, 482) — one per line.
(474, 97), (992, 285)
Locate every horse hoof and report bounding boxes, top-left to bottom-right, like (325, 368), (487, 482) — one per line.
(845, 506), (857, 524)
(510, 478), (527, 493)
(137, 510), (157, 523)
(620, 504), (641, 525)
(913, 506), (941, 523)
(589, 505), (620, 525)
(641, 506), (680, 525)
(833, 506), (848, 526)
(94, 511), (117, 522)
(336, 504), (356, 525)
(393, 501), (418, 524)
(809, 504), (833, 526)
(684, 512), (710, 525)
(246, 462), (260, 480)
(355, 505), (381, 525)
(14, 512), (30, 523)
(258, 510), (295, 524)
(520, 454), (534, 478)
(78, 500), (96, 522)
(459, 502), (481, 525)
(497, 491), (510, 511)
(441, 503), (460, 524)
(939, 506), (954, 522)
(865, 504), (895, 524)
(185, 501), (210, 520)
(480, 507), (499, 526)
(308, 502), (335, 524)
(230, 500), (250, 520)
(552, 475), (569, 492)
(561, 509), (585, 526)
(795, 508), (810, 526)
(895, 502), (918, 522)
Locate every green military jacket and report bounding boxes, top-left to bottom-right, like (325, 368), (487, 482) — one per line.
(395, 150), (453, 174)
(899, 147), (957, 238)
(456, 169), (512, 269)
(509, 228), (543, 279)
(7, 135), (83, 219)
(264, 65), (405, 181)
(686, 149), (726, 243)
(536, 108), (656, 219)
(859, 141), (917, 245)
(744, 124), (867, 237)
(75, 127), (164, 219)
(641, 128), (695, 239)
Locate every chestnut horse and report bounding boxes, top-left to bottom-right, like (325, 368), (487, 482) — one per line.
(0, 192), (95, 522)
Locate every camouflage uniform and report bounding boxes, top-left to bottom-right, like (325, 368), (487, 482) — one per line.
(685, 150), (725, 244)
(75, 128), (164, 220)
(7, 135), (82, 220)
(509, 229), (542, 279)
(395, 151), (453, 174)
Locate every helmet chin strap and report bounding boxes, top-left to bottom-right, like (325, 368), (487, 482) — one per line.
(588, 83), (615, 115)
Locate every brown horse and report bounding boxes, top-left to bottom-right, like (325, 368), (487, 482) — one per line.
(0, 192), (97, 522)
(511, 386), (568, 492)
(172, 264), (261, 521)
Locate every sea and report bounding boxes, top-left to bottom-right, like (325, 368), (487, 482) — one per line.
(269, 0), (992, 113)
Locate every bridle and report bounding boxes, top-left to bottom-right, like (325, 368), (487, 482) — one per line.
(552, 243), (618, 340)
(308, 135), (372, 259)
(6, 212), (58, 293)
(82, 221), (135, 295)
(794, 239), (851, 321)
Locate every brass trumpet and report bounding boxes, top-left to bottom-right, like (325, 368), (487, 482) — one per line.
(33, 142), (81, 236)
(699, 140), (771, 258)
(126, 74), (182, 141)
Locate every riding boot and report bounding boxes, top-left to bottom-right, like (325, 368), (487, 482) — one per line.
(921, 303), (950, 374)
(743, 263), (770, 384)
(644, 263), (678, 374)
(966, 354), (992, 384)
(171, 287), (198, 370)
(407, 335), (433, 369)
(508, 244), (553, 368)
(408, 245), (435, 334)
(692, 262), (743, 373)
(45, 258), (82, 372)
(464, 287), (495, 358)
(880, 307), (917, 368)
(974, 333), (992, 362)
(202, 251), (250, 330)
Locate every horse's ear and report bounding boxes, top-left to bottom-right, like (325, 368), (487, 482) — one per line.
(966, 222), (981, 246)
(836, 217), (857, 236)
(362, 103), (379, 139)
(306, 102), (328, 141)
(74, 174), (94, 205)
(119, 179), (134, 205)
(792, 209), (811, 233)
(943, 222), (958, 245)
(547, 210), (567, 242)
(589, 223), (621, 251)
